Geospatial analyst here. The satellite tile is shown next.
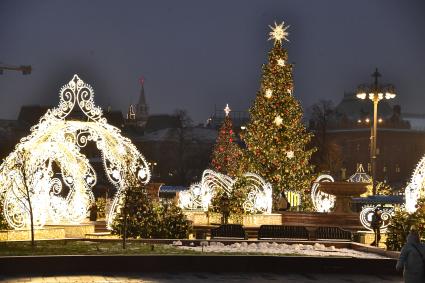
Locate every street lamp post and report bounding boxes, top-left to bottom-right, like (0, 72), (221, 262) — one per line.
(356, 68), (396, 195)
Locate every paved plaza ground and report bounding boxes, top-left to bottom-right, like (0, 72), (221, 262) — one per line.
(0, 272), (402, 282)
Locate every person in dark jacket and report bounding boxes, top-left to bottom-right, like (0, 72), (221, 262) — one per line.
(89, 202), (98, 221)
(370, 207), (382, 246)
(277, 191), (291, 211)
(396, 227), (425, 283)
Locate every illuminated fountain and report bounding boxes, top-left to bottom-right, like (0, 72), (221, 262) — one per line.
(318, 181), (369, 214)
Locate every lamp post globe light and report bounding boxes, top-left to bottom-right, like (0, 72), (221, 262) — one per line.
(356, 68), (396, 195)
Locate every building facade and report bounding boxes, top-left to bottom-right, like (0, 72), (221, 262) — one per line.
(315, 91), (425, 188)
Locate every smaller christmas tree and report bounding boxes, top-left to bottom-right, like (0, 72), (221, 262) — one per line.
(111, 184), (159, 239)
(210, 104), (242, 177)
(386, 197), (425, 250)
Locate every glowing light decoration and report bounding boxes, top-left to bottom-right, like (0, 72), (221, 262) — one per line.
(274, 115), (283, 126)
(285, 151), (294, 159)
(311, 174), (336, 212)
(265, 89), (273, 98)
(224, 104), (231, 116)
(277, 59), (286, 66)
(359, 205), (395, 232)
(242, 173), (273, 214)
(268, 21), (290, 43)
(405, 155), (425, 213)
(0, 75), (150, 229)
(178, 169), (272, 214)
(348, 164), (372, 183)
(284, 190), (301, 208)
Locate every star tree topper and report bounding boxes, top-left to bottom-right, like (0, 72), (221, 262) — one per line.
(268, 21), (290, 43)
(224, 104), (231, 116)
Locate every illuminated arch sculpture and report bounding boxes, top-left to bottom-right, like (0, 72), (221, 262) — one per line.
(311, 174), (336, 212)
(359, 205), (394, 232)
(0, 75), (150, 229)
(405, 156), (425, 213)
(178, 169), (272, 214)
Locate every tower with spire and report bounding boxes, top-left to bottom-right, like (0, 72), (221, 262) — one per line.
(127, 76), (149, 128)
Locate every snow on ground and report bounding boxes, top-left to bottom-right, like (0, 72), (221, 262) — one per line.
(172, 241), (387, 259)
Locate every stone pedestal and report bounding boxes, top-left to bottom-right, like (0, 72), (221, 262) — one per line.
(357, 231), (387, 248)
(280, 211), (362, 230)
(0, 224), (95, 241)
(45, 224), (95, 238)
(0, 227), (65, 241)
(185, 211), (363, 230)
(184, 211), (283, 226)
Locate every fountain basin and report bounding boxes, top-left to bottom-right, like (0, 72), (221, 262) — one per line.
(319, 182), (369, 214)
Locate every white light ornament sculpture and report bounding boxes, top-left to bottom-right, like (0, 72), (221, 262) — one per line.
(359, 205), (395, 232)
(0, 75), (150, 229)
(405, 155), (425, 213)
(311, 174), (336, 212)
(178, 169), (272, 214)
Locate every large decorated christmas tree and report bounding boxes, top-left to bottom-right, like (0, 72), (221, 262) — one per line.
(242, 22), (315, 206)
(210, 104), (242, 177)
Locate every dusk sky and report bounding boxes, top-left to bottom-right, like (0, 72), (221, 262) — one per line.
(1, 0), (424, 124)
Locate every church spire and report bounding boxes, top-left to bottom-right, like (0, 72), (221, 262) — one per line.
(135, 76), (149, 127)
(138, 76), (147, 106)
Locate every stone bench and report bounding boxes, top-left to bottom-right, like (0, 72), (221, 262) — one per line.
(257, 225), (309, 240)
(210, 224), (248, 240)
(315, 226), (352, 241)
